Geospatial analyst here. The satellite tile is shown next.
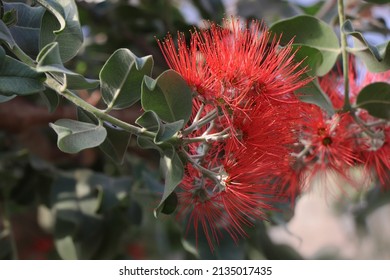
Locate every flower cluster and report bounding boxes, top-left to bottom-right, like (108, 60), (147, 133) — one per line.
(158, 17), (310, 250)
(287, 66), (390, 191)
(158, 17), (390, 250)
(275, 66), (390, 205)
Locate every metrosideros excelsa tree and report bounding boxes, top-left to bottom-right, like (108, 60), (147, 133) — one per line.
(0, 0), (389, 258)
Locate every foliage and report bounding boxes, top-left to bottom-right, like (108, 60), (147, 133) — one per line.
(1, 0), (390, 260)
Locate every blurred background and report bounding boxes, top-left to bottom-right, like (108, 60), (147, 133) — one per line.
(1, 0), (390, 259)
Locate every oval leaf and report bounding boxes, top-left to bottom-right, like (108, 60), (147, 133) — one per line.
(37, 42), (99, 89)
(135, 110), (160, 133)
(0, 46), (45, 96)
(291, 44), (323, 76)
(4, 2), (45, 57)
(156, 120), (184, 144)
(0, 19), (15, 48)
(356, 82), (390, 120)
(154, 146), (184, 218)
(100, 48), (153, 110)
(295, 76), (335, 116)
(141, 70), (193, 124)
(38, 0), (83, 62)
(160, 191), (178, 215)
(77, 108), (131, 163)
(270, 15), (340, 76)
(49, 119), (107, 153)
(343, 20), (390, 73)
(39, 88), (60, 112)
(136, 110), (184, 143)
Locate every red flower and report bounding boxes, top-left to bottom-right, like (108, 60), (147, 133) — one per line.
(158, 17), (311, 250)
(158, 17), (311, 127)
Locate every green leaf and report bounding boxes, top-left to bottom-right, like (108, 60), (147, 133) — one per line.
(49, 119), (107, 153)
(4, 2), (45, 57)
(156, 120), (183, 143)
(154, 145), (184, 217)
(77, 108), (131, 163)
(36, 42), (99, 89)
(291, 45), (324, 76)
(141, 70), (193, 124)
(0, 46), (45, 96)
(270, 15), (340, 76)
(356, 82), (390, 120)
(137, 136), (163, 153)
(39, 87), (60, 112)
(50, 170), (134, 260)
(38, 0), (83, 62)
(73, 169), (132, 214)
(135, 110), (160, 132)
(100, 48), (153, 110)
(343, 20), (390, 73)
(50, 174), (80, 260)
(136, 110), (184, 144)
(295, 76), (335, 116)
(0, 94), (15, 103)
(160, 191), (178, 215)
(0, 19), (15, 48)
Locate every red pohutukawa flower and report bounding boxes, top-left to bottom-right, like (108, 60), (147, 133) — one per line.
(158, 17), (310, 129)
(158, 17), (312, 250)
(286, 62), (390, 192)
(158, 16), (390, 251)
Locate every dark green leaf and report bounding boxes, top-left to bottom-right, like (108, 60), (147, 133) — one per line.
(0, 20), (15, 48)
(50, 170), (133, 260)
(4, 2), (44, 57)
(270, 15), (340, 76)
(154, 145), (184, 217)
(141, 70), (193, 123)
(39, 87), (60, 112)
(135, 110), (160, 132)
(160, 191), (178, 215)
(136, 110), (184, 144)
(0, 46), (45, 96)
(77, 108), (132, 163)
(356, 82), (390, 120)
(291, 45), (323, 76)
(99, 125), (132, 164)
(49, 119), (107, 153)
(100, 48), (153, 110)
(343, 20), (390, 73)
(156, 120), (183, 143)
(38, 0), (83, 62)
(137, 136), (163, 153)
(36, 42), (99, 89)
(73, 169), (131, 213)
(50, 176), (81, 259)
(295, 76), (335, 116)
